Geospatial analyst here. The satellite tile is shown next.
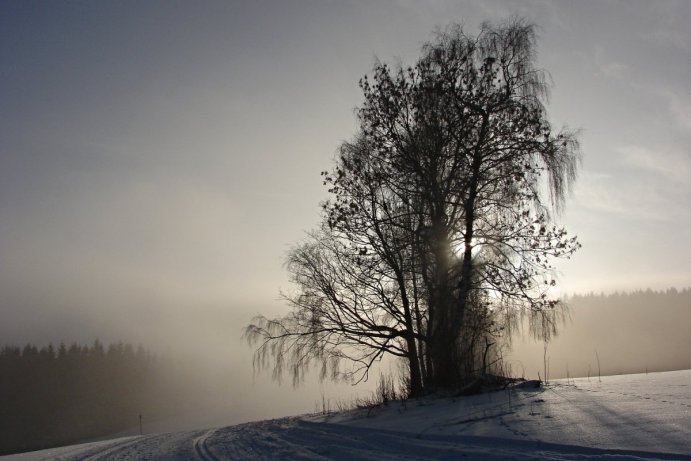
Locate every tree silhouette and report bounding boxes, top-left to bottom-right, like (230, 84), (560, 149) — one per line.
(247, 18), (580, 394)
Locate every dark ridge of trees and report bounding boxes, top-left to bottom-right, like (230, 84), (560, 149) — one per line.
(0, 341), (193, 455)
(246, 18), (580, 395)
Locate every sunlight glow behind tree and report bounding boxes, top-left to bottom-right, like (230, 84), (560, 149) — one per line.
(251, 17), (581, 395)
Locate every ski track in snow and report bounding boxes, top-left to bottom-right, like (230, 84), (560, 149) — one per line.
(54, 432), (208, 461)
(203, 418), (691, 460)
(193, 429), (220, 461)
(2, 370), (690, 460)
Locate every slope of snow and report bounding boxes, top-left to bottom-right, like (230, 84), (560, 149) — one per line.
(316, 369), (691, 455)
(2, 370), (690, 460)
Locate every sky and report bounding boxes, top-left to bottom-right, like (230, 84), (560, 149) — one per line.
(1, 0), (690, 421)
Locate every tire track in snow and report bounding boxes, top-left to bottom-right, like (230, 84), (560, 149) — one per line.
(67, 435), (157, 461)
(29, 438), (127, 461)
(207, 417), (691, 461)
(193, 429), (220, 461)
(59, 432), (199, 460)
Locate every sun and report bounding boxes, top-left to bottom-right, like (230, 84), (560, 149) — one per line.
(452, 237), (482, 257)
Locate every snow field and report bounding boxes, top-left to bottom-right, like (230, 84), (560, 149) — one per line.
(2, 370), (689, 460)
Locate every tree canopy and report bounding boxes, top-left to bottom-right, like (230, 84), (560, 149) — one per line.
(246, 18), (580, 396)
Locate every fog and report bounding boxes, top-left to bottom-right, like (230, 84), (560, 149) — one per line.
(508, 290), (691, 380)
(0, 295), (380, 433)
(2, 0), (691, 446)
(3, 288), (689, 441)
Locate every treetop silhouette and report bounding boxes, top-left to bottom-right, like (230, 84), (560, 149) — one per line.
(247, 18), (580, 395)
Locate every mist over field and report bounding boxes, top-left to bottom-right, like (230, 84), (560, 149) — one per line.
(508, 289), (691, 379)
(3, 288), (689, 455)
(1, 0), (690, 457)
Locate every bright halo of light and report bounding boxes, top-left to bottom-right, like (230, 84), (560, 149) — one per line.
(452, 237), (481, 257)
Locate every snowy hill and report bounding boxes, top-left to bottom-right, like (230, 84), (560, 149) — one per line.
(3, 370), (690, 460)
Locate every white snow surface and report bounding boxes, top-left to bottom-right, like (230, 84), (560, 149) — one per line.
(3, 370), (690, 460)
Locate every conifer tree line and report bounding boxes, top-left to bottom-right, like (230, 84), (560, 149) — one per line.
(246, 18), (581, 395)
(555, 288), (691, 377)
(0, 341), (192, 455)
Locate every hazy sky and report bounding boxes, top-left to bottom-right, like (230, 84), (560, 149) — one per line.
(1, 0), (690, 419)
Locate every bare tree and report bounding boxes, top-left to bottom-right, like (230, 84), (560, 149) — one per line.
(246, 135), (427, 395)
(246, 18), (580, 395)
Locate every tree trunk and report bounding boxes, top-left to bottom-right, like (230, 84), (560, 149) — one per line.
(427, 216), (459, 389)
(405, 333), (424, 398)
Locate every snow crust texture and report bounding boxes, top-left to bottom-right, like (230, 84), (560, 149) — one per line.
(3, 370), (690, 460)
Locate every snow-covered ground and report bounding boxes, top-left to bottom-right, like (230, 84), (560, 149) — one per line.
(3, 370), (690, 460)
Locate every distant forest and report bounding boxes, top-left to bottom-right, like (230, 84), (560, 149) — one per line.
(512, 288), (691, 379)
(564, 288), (691, 376)
(2, 289), (688, 455)
(0, 341), (197, 455)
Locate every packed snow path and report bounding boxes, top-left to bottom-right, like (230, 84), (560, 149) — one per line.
(189, 418), (691, 461)
(43, 419), (691, 461)
(3, 370), (690, 460)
